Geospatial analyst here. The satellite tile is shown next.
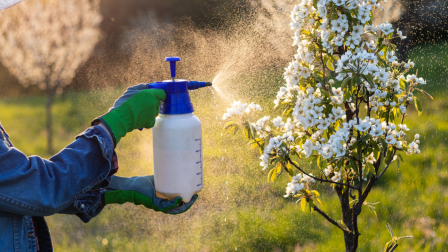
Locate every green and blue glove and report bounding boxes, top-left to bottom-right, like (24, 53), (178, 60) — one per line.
(103, 175), (198, 214)
(92, 84), (166, 147)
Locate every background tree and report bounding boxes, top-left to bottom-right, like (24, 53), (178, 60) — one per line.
(0, 0), (102, 153)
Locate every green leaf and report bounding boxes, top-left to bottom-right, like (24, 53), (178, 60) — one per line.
(350, 157), (358, 171)
(223, 121), (238, 134)
(309, 199), (315, 213)
(243, 127), (249, 140)
(267, 168), (275, 182)
(386, 223), (394, 237)
(249, 138), (264, 149)
(385, 147), (394, 164)
(414, 97), (422, 116)
(243, 121), (252, 140)
(344, 11), (353, 25)
(315, 70), (324, 78)
(370, 140), (380, 151)
(415, 88), (434, 100)
(342, 77), (352, 90)
(351, 75), (356, 87)
(349, 199), (359, 207)
(397, 236), (414, 240)
(311, 190), (320, 197)
(301, 198), (307, 212)
(250, 124), (256, 140)
(338, 220), (349, 230)
(377, 38), (384, 48)
(228, 125), (237, 134)
(361, 134), (372, 142)
(301, 30), (312, 35)
(326, 59), (335, 71)
(223, 121), (237, 129)
(362, 74), (375, 87)
(272, 164), (282, 183)
(315, 197), (323, 206)
(317, 156), (322, 169)
(287, 163), (294, 177)
(380, 137), (388, 151)
(357, 144), (363, 160)
(367, 162), (375, 174)
(368, 205), (377, 218)
(399, 79), (406, 90)
(344, 86), (351, 101)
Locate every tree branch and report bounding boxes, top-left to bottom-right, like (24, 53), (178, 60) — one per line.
(314, 205), (348, 233)
(389, 244), (399, 252)
(287, 157), (358, 189)
(320, 52), (328, 91)
(376, 149), (397, 180)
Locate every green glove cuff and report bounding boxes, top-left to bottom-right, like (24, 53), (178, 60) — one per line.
(104, 190), (182, 213)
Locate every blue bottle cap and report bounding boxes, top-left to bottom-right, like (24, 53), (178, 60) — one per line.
(147, 57), (194, 114)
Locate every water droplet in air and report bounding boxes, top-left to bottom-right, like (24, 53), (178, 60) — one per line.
(226, 181), (228, 184)
(222, 157), (224, 160)
(227, 172), (229, 175)
(235, 247), (237, 251)
(221, 133), (223, 136)
(227, 197), (228, 200)
(225, 218), (226, 222)
(225, 149), (226, 152)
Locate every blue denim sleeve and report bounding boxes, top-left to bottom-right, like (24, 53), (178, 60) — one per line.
(0, 125), (114, 217)
(58, 189), (106, 223)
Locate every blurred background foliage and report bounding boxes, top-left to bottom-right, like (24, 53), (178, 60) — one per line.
(0, 0), (446, 97)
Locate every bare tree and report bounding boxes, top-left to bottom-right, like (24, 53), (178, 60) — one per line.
(0, 0), (102, 153)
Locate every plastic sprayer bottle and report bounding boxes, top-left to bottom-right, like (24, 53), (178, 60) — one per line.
(147, 57), (212, 203)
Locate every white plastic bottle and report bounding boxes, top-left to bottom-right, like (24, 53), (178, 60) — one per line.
(148, 56), (210, 203)
(152, 113), (203, 203)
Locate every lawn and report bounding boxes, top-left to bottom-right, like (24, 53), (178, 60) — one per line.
(0, 40), (447, 251)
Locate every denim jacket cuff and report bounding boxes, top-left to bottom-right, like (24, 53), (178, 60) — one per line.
(77, 126), (114, 161)
(76, 126), (115, 189)
(73, 189), (105, 223)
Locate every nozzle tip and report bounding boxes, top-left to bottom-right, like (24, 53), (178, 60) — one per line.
(205, 82), (213, 86)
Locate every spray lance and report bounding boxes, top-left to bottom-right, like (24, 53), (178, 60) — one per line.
(146, 57), (211, 203)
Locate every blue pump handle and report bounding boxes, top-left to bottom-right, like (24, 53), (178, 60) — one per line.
(165, 57), (180, 78)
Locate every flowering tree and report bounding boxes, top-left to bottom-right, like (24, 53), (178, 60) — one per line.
(222, 0), (432, 251)
(0, 0), (102, 153)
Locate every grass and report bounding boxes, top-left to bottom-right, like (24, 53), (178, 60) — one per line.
(0, 40), (447, 251)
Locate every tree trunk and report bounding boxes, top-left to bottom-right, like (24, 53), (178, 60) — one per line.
(46, 87), (55, 154)
(336, 187), (359, 252)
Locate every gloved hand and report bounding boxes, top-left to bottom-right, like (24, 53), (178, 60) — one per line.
(103, 175), (198, 214)
(92, 84), (166, 146)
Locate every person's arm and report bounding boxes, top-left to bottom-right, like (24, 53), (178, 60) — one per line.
(0, 84), (169, 219)
(0, 125), (114, 217)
